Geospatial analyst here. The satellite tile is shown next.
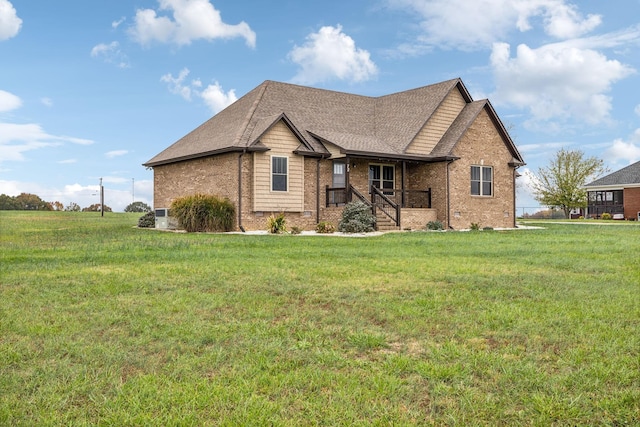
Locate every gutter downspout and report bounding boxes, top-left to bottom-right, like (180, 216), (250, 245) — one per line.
(446, 159), (453, 229)
(513, 166), (519, 228)
(316, 158), (321, 224)
(238, 151), (245, 232)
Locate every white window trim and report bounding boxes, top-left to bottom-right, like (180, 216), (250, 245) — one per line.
(368, 163), (395, 194)
(471, 165), (493, 197)
(270, 155), (289, 192)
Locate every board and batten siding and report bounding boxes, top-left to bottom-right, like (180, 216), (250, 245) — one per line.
(406, 89), (467, 155)
(253, 120), (305, 212)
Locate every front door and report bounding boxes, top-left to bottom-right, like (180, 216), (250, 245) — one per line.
(333, 161), (346, 188)
(331, 161), (347, 205)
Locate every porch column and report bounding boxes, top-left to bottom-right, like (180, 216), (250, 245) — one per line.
(401, 161), (406, 208)
(345, 156), (351, 201)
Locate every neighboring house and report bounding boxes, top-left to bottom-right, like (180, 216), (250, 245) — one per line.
(584, 160), (640, 220)
(144, 78), (525, 231)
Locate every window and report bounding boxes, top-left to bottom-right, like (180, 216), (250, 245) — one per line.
(471, 165), (492, 196)
(369, 164), (394, 194)
(271, 156), (288, 192)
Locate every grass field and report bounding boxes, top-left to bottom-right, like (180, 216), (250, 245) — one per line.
(1, 211), (638, 425)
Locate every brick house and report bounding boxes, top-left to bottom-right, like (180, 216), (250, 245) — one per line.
(584, 160), (640, 220)
(144, 78), (525, 231)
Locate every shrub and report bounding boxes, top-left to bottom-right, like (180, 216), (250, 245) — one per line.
(316, 221), (335, 234)
(601, 212), (612, 220)
(338, 201), (375, 233)
(267, 213), (287, 234)
(483, 226), (494, 231)
(470, 222), (481, 231)
(82, 203), (112, 212)
(426, 220), (443, 231)
(125, 201), (152, 213)
(138, 211), (155, 228)
(170, 194), (235, 232)
(290, 226), (302, 235)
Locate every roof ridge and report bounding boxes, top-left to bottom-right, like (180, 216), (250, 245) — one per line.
(233, 81), (270, 146)
(376, 78), (462, 100)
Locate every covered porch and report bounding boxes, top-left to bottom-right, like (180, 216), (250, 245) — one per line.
(325, 185), (437, 230)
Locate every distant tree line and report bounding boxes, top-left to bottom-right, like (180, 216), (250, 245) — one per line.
(520, 209), (567, 220)
(0, 193), (53, 211)
(0, 193), (151, 213)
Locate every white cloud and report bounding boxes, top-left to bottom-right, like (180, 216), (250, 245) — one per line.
(0, 140), (60, 162)
(515, 167), (542, 209)
(160, 68), (194, 100)
(201, 82), (237, 114)
(0, 0), (22, 41)
(386, 0), (602, 51)
(112, 17), (126, 29)
(41, 97), (53, 107)
(161, 68), (236, 113)
(130, 0), (256, 48)
(64, 136), (94, 146)
(91, 41), (130, 68)
(538, 1), (601, 39)
(603, 132), (640, 165)
(0, 89), (21, 112)
(105, 150), (129, 159)
(289, 25), (378, 84)
(516, 141), (572, 154)
(0, 122), (94, 163)
(58, 159), (77, 164)
(490, 41), (635, 127)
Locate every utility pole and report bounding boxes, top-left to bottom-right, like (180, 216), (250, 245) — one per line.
(100, 177), (104, 217)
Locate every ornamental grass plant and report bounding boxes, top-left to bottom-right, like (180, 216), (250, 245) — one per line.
(170, 193), (235, 232)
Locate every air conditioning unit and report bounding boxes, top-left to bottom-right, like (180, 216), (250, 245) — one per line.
(155, 208), (169, 229)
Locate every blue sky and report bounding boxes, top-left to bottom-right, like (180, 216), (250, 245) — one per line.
(1, 0), (639, 212)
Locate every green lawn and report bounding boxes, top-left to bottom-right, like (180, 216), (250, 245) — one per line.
(1, 211), (638, 426)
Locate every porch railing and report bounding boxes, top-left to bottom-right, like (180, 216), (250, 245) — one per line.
(326, 185), (372, 207)
(385, 189), (431, 208)
(326, 186), (348, 207)
(371, 186), (400, 227)
(326, 186), (431, 209)
(350, 186), (370, 206)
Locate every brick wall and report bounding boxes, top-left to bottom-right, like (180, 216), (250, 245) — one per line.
(624, 187), (640, 220)
(447, 109), (517, 229)
(153, 152), (240, 212)
(401, 208), (437, 230)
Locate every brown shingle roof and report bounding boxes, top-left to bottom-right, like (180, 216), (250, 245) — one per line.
(585, 160), (640, 187)
(431, 100), (524, 166)
(144, 78), (524, 167)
